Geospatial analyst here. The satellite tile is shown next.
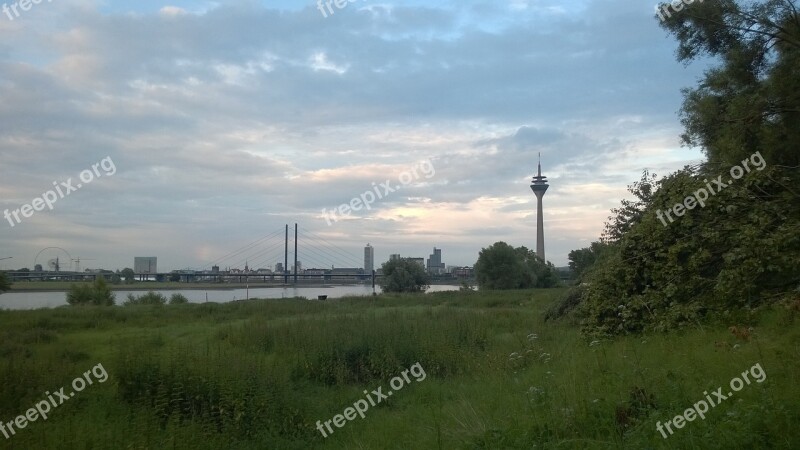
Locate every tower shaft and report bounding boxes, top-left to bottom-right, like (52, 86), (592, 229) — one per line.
(529, 153), (549, 262)
(535, 193), (545, 260)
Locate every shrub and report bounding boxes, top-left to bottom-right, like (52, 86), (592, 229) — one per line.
(66, 277), (115, 306)
(169, 293), (189, 305)
(379, 258), (429, 293)
(0, 272), (10, 294)
(124, 291), (167, 306)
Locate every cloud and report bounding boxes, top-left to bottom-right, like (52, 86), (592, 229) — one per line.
(0, 0), (707, 270)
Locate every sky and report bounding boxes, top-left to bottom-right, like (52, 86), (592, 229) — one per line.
(0, 0), (711, 273)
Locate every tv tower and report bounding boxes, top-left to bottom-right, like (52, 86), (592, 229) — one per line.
(530, 153), (549, 261)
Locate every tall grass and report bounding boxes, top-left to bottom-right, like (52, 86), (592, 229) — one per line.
(0, 289), (797, 449)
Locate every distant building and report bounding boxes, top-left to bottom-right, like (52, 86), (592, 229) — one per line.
(453, 267), (474, 278)
(364, 244), (374, 273)
(276, 263), (284, 273)
(34, 264), (43, 272)
(390, 254), (401, 262)
(303, 268), (325, 281)
(330, 267), (364, 282)
(409, 257), (425, 268)
(427, 247), (446, 274)
(134, 257), (157, 274)
(212, 265), (220, 273)
(292, 261), (303, 274)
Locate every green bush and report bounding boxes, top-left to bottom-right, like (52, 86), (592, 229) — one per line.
(0, 272), (10, 294)
(169, 293), (189, 305)
(379, 258), (429, 293)
(475, 242), (560, 290)
(66, 277), (115, 306)
(579, 166), (800, 336)
(124, 291), (167, 306)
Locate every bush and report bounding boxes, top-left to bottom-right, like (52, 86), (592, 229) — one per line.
(124, 291), (167, 306)
(474, 242), (560, 290)
(579, 166), (800, 336)
(379, 258), (429, 293)
(0, 272), (10, 294)
(66, 277), (115, 306)
(544, 286), (585, 322)
(169, 293), (189, 305)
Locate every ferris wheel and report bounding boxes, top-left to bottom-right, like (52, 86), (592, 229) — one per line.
(34, 247), (73, 272)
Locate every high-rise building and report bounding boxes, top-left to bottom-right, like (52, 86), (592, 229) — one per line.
(275, 262), (284, 274)
(530, 153), (549, 261)
(427, 247), (446, 274)
(134, 257), (157, 274)
(390, 254), (401, 262)
(364, 244), (374, 273)
(409, 257), (425, 268)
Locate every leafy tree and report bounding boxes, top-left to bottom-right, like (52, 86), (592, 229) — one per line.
(659, 0), (800, 168)
(567, 1), (800, 336)
(379, 258), (430, 293)
(475, 242), (528, 290)
(516, 246), (561, 288)
(474, 242), (560, 290)
(601, 170), (660, 243)
(66, 276), (115, 306)
(169, 293), (189, 305)
(120, 268), (135, 283)
(568, 241), (610, 280)
(0, 272), (10, 294)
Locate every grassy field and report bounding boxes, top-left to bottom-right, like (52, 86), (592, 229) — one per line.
(0, 288), (797, 449)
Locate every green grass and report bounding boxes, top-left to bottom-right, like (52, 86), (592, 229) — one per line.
(0, 288), (797, 449)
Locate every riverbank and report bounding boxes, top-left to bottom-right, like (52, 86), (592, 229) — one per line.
(10, 279), (470, 293)
(9, 281), (372, 293)
(0, 284), (463, 310)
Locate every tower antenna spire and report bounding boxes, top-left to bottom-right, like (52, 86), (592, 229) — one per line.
(530, 154), (549, 261)
(538, 152), (542, 177)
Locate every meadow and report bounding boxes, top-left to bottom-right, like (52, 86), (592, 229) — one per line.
(0, 288), (797, 449)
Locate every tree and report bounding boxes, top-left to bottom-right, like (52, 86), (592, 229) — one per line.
(475, 242), (527, 290)
(474, 242), (560, 290)
(0, 272), (10, 294)
(659, 0), (800, 168)
(120, 268), (135, 283)
(379, 258), (430, 293)
(516, 246), (561, 288)
(601, 170), (660, 243)
(568, 241), (610, 280)
(66, 276), (115, 306)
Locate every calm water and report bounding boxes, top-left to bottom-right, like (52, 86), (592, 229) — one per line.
(0, 285), (461, 310)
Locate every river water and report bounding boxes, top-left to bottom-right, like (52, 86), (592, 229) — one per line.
(0, 285), (461, 310)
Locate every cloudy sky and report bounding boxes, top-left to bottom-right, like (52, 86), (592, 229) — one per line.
(0, 0), (710, 272)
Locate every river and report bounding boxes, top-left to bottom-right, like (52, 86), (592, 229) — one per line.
(0, 285), (462, 310)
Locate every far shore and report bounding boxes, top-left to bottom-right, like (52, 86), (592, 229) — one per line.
(10, 282), (367, 293)
(9, 280), (465, 293)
